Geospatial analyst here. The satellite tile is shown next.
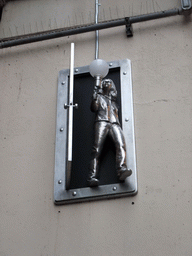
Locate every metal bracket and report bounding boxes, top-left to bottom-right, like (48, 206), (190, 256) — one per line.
(181, 0), (192, 15)
(64, 103), (78, 109)
(181, 0), (192, 10)
(125, 17), (133, 37)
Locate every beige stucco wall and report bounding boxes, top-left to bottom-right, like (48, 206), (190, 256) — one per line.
(0, 1), (192, 255)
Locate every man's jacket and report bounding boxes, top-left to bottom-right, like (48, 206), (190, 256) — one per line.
(91, 93), (120, 125)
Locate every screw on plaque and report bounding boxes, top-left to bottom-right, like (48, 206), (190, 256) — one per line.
(72, 191), (77, 196)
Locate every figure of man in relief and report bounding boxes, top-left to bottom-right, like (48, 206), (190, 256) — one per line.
(88, 78), (132, 187)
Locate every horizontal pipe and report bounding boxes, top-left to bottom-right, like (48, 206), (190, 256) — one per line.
(130, 8), (180, 23)
(0, 8), (182, 49)
(0, 19), (126, 49)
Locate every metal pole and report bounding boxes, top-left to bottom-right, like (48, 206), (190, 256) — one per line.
(68, 42), (74, 163)
(95, 0), (99, 59)
(0, 8), (182, 49)
(66, 42), (75, 190)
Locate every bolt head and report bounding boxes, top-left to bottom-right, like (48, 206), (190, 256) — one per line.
(72, 191), (77, 196)
(60, 127), (64, 132)
(113, 187), (117, 191)
(125, 118), (129, 122)
(58, 180), (62, 184)
(61, 81), (65, 85)
(109, 63), (113, 67)
(123, 72), (127, 75)
(75, 69), (78, 72)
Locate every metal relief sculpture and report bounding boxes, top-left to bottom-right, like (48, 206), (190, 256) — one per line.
(54, 59), (137, 204)
(88, 78), (132, 187)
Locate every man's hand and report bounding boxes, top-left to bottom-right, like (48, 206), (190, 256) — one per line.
(93, 86), (100, 100)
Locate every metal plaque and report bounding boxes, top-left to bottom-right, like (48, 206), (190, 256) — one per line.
(54, 59), (137, 204)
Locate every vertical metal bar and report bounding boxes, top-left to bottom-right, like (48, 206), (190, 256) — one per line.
(68, 42), (74, 161)
(95, 0), (99, 59)
(66, 42), (75, 189)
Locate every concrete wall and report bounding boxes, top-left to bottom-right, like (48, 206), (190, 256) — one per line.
(0, 1), (191, 255)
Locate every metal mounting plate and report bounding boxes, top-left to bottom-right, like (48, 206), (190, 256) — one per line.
(54, 59), (137, 205)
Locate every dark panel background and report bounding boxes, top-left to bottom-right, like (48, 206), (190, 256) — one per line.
(70, 68), (121, 189)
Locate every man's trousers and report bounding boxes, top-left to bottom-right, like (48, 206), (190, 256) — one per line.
(89, 121), (128, 180)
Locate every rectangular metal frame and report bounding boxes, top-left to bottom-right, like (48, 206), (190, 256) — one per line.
(54, 59), (137, 204)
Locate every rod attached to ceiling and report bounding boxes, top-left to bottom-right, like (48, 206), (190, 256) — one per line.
(0, 7), (190, 49)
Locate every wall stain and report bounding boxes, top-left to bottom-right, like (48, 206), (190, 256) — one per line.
(17, 73), (22, 102)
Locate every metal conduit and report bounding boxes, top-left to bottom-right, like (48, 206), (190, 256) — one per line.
(95, 0), (99, 59)
(0, 8), (184, 49)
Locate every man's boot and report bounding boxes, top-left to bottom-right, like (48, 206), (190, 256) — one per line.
(87, 169), (99, 187)
(117, 166), (132, 181)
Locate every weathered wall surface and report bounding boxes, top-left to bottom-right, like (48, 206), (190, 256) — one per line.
(0, 1), (191, 255)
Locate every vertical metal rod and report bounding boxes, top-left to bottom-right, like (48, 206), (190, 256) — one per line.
(95, 0), (99, 59)
(66, 42), (75, 189)
(68, 42), (74, 162)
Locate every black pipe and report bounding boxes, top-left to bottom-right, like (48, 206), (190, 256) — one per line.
(130, 8), (180, 23)
(0, 19), (126, 49)
(0, 8), (181, 49)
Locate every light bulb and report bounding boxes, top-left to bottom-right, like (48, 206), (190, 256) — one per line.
(89, 59), (109, 78)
